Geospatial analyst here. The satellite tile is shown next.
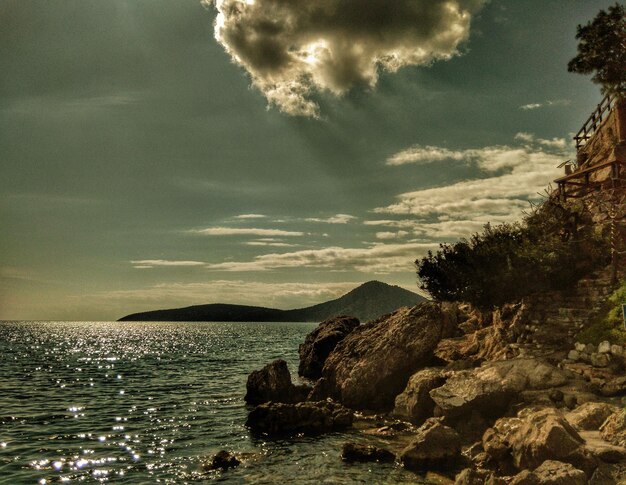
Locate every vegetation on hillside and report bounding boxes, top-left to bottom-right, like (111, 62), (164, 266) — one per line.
(415, 198), (609, 309)
(567, 3), (626, 95)
(578, 280), (626, 345)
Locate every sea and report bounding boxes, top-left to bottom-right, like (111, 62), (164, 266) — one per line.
(0, 321), (432, 484)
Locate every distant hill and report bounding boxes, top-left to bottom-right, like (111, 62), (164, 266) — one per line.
(118, 281), (426, 323)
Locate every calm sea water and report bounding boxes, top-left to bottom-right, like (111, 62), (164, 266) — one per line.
(0, 321), (432, 484)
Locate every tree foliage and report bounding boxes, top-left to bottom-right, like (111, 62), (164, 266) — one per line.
(567, 3), (626, 95)
(416, 199), (609, 309)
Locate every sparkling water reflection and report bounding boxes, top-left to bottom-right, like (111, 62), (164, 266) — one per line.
(0, 321), (428, 484)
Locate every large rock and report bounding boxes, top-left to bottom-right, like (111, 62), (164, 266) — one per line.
(565, 402), (619, 431)
(600, 410), (626, 448)
(509, 460), (587, 485)
(244, 359), (309, 405)
(298, 316), (360, 379)
(245, 400), (353, 436)
(341, 442), (395, 463)
(318, 302), (455, 411)
(392, 368), (446, 425)
(483, 408), (595, 476)
(400, 418), (463, 471)
(599, 375), (626, 397)
(430, 359), (568, 419)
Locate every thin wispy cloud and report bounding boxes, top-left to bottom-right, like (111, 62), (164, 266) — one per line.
(190, 227), (305, 237)
(92, 280), (366, 310)
(519, 99), (571, 110)
(207, 0), (487, 117)
(205, 242), (437, 274)
(130, 260), (207, 268)
(305, 214), (357, 224)
(234, 214), (267, 219)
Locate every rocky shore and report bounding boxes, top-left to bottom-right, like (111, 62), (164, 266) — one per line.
(233, 275), (626, 485)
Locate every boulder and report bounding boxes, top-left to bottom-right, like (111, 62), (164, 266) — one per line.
(590, 353), (610, 368)
(600, 410), (626, 448)
(483, 408), (595, 476)
(245, 400), (353, 436)
(204, 450), (240, 471)
(565, 402), (619, 431)
(598, 341), (611, 354)
(610, 344), (623, 357)
(244, 359), (309, 405)
(392, 368), (447, 425)
(510, 460), (587, 485)
(598, 375), (626, 397)
(430, 359), (568, 419)
(319, 302), (455, 410)
(340, 442), (395, 463)
(400, 418), (463, 471)
(567, 350), (580, 361)
(298, 316), (360, 379)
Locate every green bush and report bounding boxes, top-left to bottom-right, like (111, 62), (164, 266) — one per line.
(416, 199), (609, 309)
(577, 280), (626, 345)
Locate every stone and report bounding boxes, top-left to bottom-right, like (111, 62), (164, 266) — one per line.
(298, 316), (360, 379)
(567, 350), (580, 361)
(600, 410), (626, 448)
(244, 359), (309, 405)
(566, 402), (619, 431)
(598, 341), (611, 354)
(575, 342), (586, 352)
(584, 344), (596, 355)
(454, 468), (492, 485)
(509, 469), (540, 485)
(392, 368), (447, 425)
(563, 395), (577, 410)
(590, 352), (610, 368)
(319, 302), (454, 410)
(400, 418), (463, 471)
(579, 352), (591, 363)
(245, 400), (353, 436)
(340, 442), (395, 463)
(548, 389), (564, 403)
(599, 375), (626, 397)
(430, 358), (568, 419)
(610, 344), (623, 357)
(204, 450), (240, 471)
(483, 408), (595, 476)
(509, 460), (587, 485)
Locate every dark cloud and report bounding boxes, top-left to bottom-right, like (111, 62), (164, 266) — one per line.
(207, 0), (487, 116)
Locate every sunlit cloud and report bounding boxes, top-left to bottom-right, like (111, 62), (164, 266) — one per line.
(234, 213), (267, 219)
(130, 259), (207, 269)
(305, 214), (357, 224)
(207, 0), (487, 116)
(519, 99), (571, 110)
(205, 242), (437, 274)
(190, 227), (305, 237)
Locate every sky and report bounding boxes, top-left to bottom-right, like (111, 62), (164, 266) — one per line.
(0, 0), (616, 320)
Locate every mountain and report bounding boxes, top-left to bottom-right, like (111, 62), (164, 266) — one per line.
(118, 281), (426, 322)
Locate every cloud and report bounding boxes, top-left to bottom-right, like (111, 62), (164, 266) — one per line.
(305, 214), (357, 224)
(205, 242), (436, 274)
(375, 231), (409, 240)
(519, 99), (571, 111)
(92, 280), (370, 310)
(375, 134), (571, 239)
(207, 0), (487, 116)
(130, 259), (207, 268)
(191, 227), (305, 237)
(234, 213), (267, 219)
(245, 241), (297, 247)
(386, 146), (466, 166)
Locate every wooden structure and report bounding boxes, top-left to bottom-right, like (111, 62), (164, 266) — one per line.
(555, 93), (626, 200)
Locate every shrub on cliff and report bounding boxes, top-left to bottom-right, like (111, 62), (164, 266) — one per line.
(567, 3), (626, 95)
(416, 199), (609, 309)
(578, 280), (626, 345)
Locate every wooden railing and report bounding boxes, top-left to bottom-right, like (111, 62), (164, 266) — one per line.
(574, 93), (616, 150)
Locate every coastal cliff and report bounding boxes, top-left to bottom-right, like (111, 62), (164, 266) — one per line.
(233, 97), (626, 484)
